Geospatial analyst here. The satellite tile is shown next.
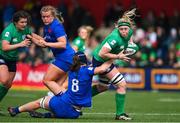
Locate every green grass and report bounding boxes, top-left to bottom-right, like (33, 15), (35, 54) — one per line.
(0, 90), (180, 122)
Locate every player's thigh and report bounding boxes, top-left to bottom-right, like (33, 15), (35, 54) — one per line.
(0, 64), (10, 84)
(62, 79), (68, 89)
(105, 67), (125, 86)
(49, 96), (80, 118)
(105, 67), (120, 79)
(57, 73), (68, 86)
(43, 64), (66, 82)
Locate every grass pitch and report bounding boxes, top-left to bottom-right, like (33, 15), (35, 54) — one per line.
(0, 90), (180, 122)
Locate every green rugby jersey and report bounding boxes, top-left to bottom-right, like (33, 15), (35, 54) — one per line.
(0, 23), (31, 61)
(72, 36), (85, 52)
(93, 28), (133, 62)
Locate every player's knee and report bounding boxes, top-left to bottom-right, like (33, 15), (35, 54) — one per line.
(0, 79), (11, 88)
(116, 81), (127, 94)
(118, 81), (127, 88)
(42, 80), (47, 86)
(42, 76), (51, 86)
(6, 83), (12, 89)
(39, 97), (48, 109)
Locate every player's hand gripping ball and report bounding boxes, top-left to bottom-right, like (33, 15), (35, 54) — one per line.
(124, 42), (139, 56)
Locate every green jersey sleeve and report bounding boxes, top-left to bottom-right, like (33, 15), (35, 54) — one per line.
(72, 37), (85, 51)
(1, 29), (12, 42)
(73, 39), (83, 48)
(106, 38), (119, 49)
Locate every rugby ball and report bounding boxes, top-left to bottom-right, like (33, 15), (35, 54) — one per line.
(124, 42), (139, 56)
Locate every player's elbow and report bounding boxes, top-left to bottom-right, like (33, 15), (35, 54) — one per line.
(61, 43), (66, 49)
(98, 52), (106, 59)
(58, 41), (66, 49)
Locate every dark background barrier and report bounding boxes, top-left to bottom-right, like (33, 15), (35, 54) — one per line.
(12, 63), (180, 91)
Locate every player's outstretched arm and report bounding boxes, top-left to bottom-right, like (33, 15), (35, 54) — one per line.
(26, 34), (46, 47)
(94, 60), (113, 74)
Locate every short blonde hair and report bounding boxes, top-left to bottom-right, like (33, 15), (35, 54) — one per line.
(40, 5), (64, 23)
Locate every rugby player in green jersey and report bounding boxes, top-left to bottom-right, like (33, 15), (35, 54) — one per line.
(91, 8), (138, 120)
(72, 25), (93, 52)
(0, 11), (31, 105)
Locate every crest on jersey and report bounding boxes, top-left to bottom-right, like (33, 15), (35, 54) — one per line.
(110, 40), (116, 45)
(48, 28), (52, 33)
(5, 32), (10, 37)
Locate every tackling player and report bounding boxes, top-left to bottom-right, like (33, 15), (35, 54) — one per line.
(8, 52), (112, 119)
(27, 5), (75, 95)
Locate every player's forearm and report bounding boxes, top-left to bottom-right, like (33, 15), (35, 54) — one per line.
(31, 33), (44, 40)
(94, 60), (113, 74)
(2, 43), (22, 51)
(46, 42), (66, 49)
(31, 37), (46, 47)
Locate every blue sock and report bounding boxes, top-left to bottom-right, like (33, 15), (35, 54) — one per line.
(14, 107), (20, 114)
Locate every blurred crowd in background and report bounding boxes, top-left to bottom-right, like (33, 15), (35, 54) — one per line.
(0, 0), (180, 68)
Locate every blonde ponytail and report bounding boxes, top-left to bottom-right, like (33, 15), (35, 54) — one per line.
(115, 8), (137, 28)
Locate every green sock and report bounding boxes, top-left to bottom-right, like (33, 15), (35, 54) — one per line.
(91, 85), (100, 97)
(0, 83), (8, 102)
(115, 93), (125, 115)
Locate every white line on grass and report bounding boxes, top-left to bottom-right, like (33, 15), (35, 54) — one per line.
(84, 112), (180, 116)
(158, 98), (180, 102)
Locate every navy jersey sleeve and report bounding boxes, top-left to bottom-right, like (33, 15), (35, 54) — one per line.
(86, 66), (95, 76)
(53, 23), (66, 39)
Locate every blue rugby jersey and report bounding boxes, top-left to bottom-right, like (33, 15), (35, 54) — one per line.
(43, 19), (75, 63)
(61, 66), (95, 107)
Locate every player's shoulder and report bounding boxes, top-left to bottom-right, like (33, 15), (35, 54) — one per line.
(3, 23), (15, 33)
(108, 28), (122, 41)
(73, 37), (83, 42)
(1, 23), (16, 38)
(50, 19), (63, 31)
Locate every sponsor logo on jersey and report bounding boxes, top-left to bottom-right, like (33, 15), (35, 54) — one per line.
(120, 46), (124, 50)
(12, 38), (18, 42)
